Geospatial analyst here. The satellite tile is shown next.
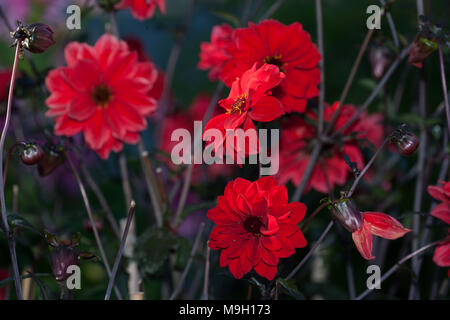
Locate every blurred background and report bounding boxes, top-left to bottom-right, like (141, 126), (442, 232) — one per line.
(0, 0), (449, 300)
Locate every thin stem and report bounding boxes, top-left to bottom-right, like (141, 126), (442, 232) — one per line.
(202, 241), (211, 300)
(355, 240), (440, 300)
(292, 142), (322, 202)
(80, 164), (121, 239)
(347, 137), (390, 198)
(300, 201), (328, 232)
(325, 28), (375, 134)
(259, 0), (284, 21)
(118, 153), (132, 207)
(170, 222), (205, 300)
(438, 45), (450, 136)
(380, 0), (399, 48)
(0, 43), (23, 300)
(315, 0), (325, 134)
(105, 201), (136, 300)
(332, 44), (412, 137)
(286, 221), (334, 280)
(409, 75), (427, 300)
(173, 164), (194, 227)
(65, 151), (122, 300)
(137, 141), (164, 227)
(346, 246), (356, 299)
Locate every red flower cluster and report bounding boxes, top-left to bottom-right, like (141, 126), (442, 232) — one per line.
(198, 24), (234, 81)
(116, 0), (166, 20)
(45, 34), (159, 159)
(204, 63), (285, 158)
(428, 181), (450, 275)
(208, 177), (307, 280)
(276, 102), (383, 194)
(352, 212), (411, 260)
(159, 94), (234, 182)
(218, 20), (321, 113)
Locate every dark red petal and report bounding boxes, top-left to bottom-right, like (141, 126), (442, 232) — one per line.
(433, 243), (450, 267)
(431, 203), (450, 225)
(254, 260), (277, 280)
(67, 94), (97, 121)
(249, 95), (284, 122)
(363, 212), (411, 240)
(352, 224), (375, 260)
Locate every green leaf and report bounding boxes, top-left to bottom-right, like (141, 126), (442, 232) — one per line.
(211, 10), (240, 27)
(174, 237), (191, 270)
(277, 278), (305, 300)
(136, 227), (179, 276)
(7, 213), (42, 236)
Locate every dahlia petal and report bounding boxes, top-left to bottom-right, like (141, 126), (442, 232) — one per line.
(261, 235), (282, 252)
(255, 176), (279, 192)
(111, 100), (147, 131)
(431, 203), (450, 225)
(363, 212), (411, 240)
(93, 34), (121, 71)
(260, 246), (279, 266)
(54, 115), (84, 136)
(105, 51), (139, 84)
(260, 215), (279, 236)
(279, 202), (307, 225)
(246, 237), (261, 266)
(70, 59), (101, 92)
(67, 94), (97, 121)
(433, 242), (450, 267)
(64, 42), (95, 68)
(239, 248), (253, 275)
(83, 110), (110, 151)
(249, 95), (284, 122)
(228, 257), (244, 279)
(254, 260), (277, 280)
(277, 236), (296, 258)
(45, 68), (76, 107)
(352, 224), (375, 260)
(288, 229), (308, 248)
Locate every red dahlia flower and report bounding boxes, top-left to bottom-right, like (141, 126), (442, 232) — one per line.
(45, 34), (159, 159)
(116, 0), (166, 20)
(208, 176), (308, 280)
(198, 23), (234, 81)
(276, 102), (383, 194)
(329, 199), (410, 260)
(428, 181), (450, 274)
(204, 63), (285, 158)
(220, 20), (321, 113)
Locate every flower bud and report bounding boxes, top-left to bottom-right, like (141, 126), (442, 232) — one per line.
(392, 131), (420, 156)
(328, 198), (363, 233)
(38, 145), (64, 176)
(10, 22), (55, 54)
(369, 45), (393, 80)
(50, 245), (79, 282)
(21, 143), (43, 165)
(408, 36), (437, 68)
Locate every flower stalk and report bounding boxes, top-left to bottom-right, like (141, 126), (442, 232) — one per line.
(0, 43), (23, 300)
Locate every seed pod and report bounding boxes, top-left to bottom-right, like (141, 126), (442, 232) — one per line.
(328, 198), (363, 233)
(395, 132), (420, 156)
(10, 22), (55, 54)
(408, 36), (437, 68)
(50, 245), (79, 282)
(21, 143), (43, 165)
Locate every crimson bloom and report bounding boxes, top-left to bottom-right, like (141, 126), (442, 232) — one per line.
(116, 0), (166, 20)
(329, 199), (410, 260)
(428, 181), (450, 275)
(208, 176), (307, 280)
(45, 34), (159, 159)
(198, 23), (234, 80)
(204, 63), (285, 158)
(220, 20), (321, 113)
(277, 102), (383, 194)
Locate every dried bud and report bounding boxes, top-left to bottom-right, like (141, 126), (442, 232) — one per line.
(21, 143), (43, 165)
(38, 144), (64, 176)
(369, 45), (393, 80)
(391, 128), (419, 156)
(408, 36), (437, 68)
(10, 22), (55, 54)
(50, 245), (79, 282)
(328, 198), (363, 233)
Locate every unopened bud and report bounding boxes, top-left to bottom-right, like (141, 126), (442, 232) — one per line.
(10, 22), (55, 54)
(328, 198), (363, 233)
(21, 143), (43, 165)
